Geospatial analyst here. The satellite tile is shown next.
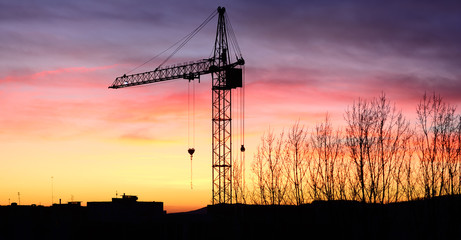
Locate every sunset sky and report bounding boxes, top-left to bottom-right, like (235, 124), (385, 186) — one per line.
(1, 0), (461, 212)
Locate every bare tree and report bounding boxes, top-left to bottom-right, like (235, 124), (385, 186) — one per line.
(335, 148), (350, 201)
(401, 142), (419, 201)
(252, 139), (267, 205)
(251, 128), (288, 205)
(232, 153), (247, 204)
(248, 92), (461, 205)
(285, 121), (310, 205)
(345, 98), (376, 202)
(444, 112), (461, 195)
(310, 114), (344, 201)
(373, 94), (413, 203)
(416, 92), (458, 198)
(345, 94), (413, 203)
(454, 115), (461, 194)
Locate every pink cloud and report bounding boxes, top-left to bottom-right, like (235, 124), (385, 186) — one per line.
(1, 64), (119, 89)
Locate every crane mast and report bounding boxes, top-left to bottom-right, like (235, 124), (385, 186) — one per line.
(212, 6), (233, 204)
(109, 7), (244, 204)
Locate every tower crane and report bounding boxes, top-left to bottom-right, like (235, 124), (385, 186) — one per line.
(109, 7), (245, 204)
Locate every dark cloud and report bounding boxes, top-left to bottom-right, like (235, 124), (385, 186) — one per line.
(0, 0), (222, 76)
(372, 73), (461, 103)
(235, 0), (461, 70)
(2, 0), (461, 103)
(0, 1), (165, 23)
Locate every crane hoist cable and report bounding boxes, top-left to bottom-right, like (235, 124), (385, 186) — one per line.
(241, 66), (246, 193)
(236, 66), (246, 197)
(241, 66), (245, 152)
(188, 78), (196, 189)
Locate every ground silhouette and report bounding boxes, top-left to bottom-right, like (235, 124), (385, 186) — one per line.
(0, 195), (460, 240)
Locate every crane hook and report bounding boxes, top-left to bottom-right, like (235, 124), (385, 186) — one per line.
(188, 148), (195, 190)
(188, 148), (195, 156)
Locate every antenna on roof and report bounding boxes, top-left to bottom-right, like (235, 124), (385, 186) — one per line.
(51, 176), (54, 206)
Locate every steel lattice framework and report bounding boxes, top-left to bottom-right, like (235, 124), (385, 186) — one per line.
(109, 7), (244, 204)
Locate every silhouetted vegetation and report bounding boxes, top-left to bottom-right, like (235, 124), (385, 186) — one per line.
(246, 92), (461, 205)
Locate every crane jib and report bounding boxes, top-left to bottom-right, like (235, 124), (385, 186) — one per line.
(109, 58), (244, 89)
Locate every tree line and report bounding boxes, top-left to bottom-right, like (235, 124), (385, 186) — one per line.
(232, 92), (461, 205)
